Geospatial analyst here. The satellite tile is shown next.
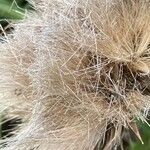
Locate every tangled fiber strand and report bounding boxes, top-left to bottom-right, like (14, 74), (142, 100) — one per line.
(0, 0), (150, 149)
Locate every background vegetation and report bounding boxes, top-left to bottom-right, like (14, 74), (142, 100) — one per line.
(0, 0), (149, 150)
(0, 0), (32, 27)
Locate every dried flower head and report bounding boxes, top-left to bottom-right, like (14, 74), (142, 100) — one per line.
(0, 0), (150, 150)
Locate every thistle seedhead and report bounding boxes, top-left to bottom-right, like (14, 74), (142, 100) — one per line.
(0, 0), (150, 150)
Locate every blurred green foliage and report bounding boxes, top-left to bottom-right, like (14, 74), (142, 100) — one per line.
(129, 121), (150, 150)
(0, 0), (33, 27)
(0, 0), (29, 20)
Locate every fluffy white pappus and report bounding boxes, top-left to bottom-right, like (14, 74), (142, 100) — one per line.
(0, 0), (150, 149)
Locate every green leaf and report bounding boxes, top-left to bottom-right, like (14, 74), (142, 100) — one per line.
(129, 122), (150, 150)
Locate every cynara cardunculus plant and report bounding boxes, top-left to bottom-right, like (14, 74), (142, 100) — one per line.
(0, 0), (150, 149)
